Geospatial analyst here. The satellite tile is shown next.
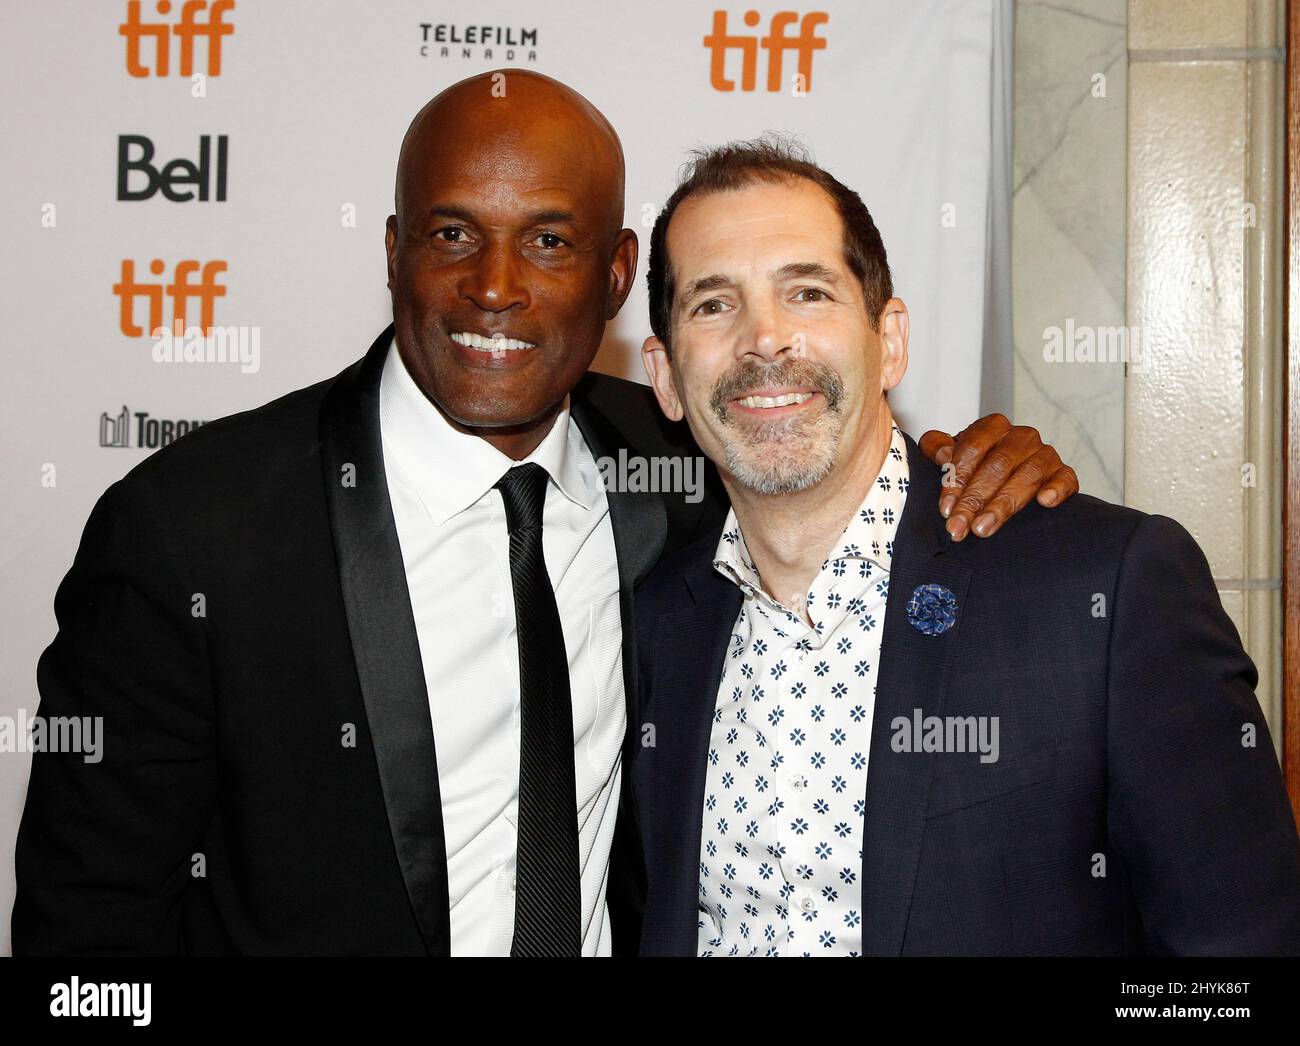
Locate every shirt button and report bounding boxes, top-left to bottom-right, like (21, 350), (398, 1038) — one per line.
(798, 892), (816, 913)
(789, 774), (807, 791)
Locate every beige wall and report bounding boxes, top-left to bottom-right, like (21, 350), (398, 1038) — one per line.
(1014, 0), (1285, 748)
(1125, 0), (1285, 746)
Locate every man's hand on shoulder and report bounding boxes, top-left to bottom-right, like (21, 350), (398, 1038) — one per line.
(919, 413), (1079, 541)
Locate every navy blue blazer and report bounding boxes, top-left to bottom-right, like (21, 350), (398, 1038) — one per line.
(631, 434), (1300, 955)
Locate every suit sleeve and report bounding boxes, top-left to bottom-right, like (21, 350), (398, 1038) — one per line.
(12, 476), (218, 955)
(1105, 513), (1300, 955)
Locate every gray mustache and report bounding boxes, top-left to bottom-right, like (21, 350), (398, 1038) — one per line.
(709, 360), (845, 420)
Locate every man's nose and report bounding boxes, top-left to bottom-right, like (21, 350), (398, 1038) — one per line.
(737, 298), (798, 363)
(458, 241), (530, 313)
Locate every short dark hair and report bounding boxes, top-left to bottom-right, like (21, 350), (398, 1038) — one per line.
(646, 135), (893, 351)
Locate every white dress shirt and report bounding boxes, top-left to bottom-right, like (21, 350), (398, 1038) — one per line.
(698, 424), (909, 956)
(378, 336), (626, 956)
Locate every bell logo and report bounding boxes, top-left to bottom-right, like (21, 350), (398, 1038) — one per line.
(120, 0), (235, 78)
(704, 10), (828, 92)
(113, 259), (228, 338)
(117, 135), (229, 202)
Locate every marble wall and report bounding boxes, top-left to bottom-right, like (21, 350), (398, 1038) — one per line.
(1014, 0), (1285, 743)
(1125, 0), (1284, 740)
(1013, 0), (1128, 504)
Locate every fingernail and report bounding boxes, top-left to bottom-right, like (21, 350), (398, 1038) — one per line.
(940, 496), (955, 518)
(972, 513), (995, 536)
(948, 517), (968, 541)
(1041, 490), (1059, 506)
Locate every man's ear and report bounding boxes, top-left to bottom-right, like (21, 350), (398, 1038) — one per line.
(878, 297), (909, 393)
(641, 335), (684, 421)
(385, 215), (399, 290)
(606, 229), (639, 320)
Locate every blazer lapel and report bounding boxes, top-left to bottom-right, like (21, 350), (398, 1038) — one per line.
(861, 434), (972, 956)
(646, 549), (741, 955)
(570, 390), (667, 765)
(570, 392), (667, 591)
(318, 324), (451, 956)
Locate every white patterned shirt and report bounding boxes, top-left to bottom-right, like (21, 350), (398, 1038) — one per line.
(699, 424), (909, 956)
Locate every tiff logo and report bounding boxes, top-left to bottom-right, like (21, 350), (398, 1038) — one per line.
(114, 259), (227, 337)
(120, 0), (235, 78)
(704, 9), (828, 92)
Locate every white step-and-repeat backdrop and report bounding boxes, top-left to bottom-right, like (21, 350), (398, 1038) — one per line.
(0, 0), (1009, 952)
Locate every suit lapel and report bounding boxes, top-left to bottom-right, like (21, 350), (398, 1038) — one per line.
(570, 392), (667, 591)
(646, 549), (741, 955)
(319, 324), (451, 956)
(861, 435), (972, 955)
(570, 390), (667, 766)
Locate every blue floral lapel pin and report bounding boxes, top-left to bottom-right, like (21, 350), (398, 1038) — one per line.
(907, 583), (959, 636)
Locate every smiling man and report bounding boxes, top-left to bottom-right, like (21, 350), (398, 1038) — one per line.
(15, 72), (1078, 958)
(632, 137), (1300, 956)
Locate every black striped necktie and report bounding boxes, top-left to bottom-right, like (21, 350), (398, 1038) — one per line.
(493, 463), (581, 957)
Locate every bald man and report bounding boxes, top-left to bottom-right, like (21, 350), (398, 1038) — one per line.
(14, 70), (1076, 957)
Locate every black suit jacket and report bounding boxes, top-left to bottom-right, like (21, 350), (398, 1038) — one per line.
(13, 325), (726, 956)
(632, 434), (1300, 955)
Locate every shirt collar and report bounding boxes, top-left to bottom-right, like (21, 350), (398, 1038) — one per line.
(713, 423), (911, 600)
(379, 333), (596, 525)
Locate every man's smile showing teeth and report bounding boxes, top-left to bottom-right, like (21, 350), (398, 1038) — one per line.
(449, 331), (536, 351)
(735, 391), (815, 409)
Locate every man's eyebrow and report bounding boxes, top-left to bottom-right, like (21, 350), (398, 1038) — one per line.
(423, 204), (478, 225)
(678, 273), (733, 305)
(773, 261), (842, 284)
(525, 209), (578, 225)
(422, 205), (578, 226)
(677, 262), (843, 309)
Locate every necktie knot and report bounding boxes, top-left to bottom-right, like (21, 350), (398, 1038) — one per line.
(494, 462), (549, 535)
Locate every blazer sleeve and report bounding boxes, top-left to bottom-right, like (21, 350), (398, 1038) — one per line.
(1105, 513), (1300, 955)
(12, 475), (218, 955)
